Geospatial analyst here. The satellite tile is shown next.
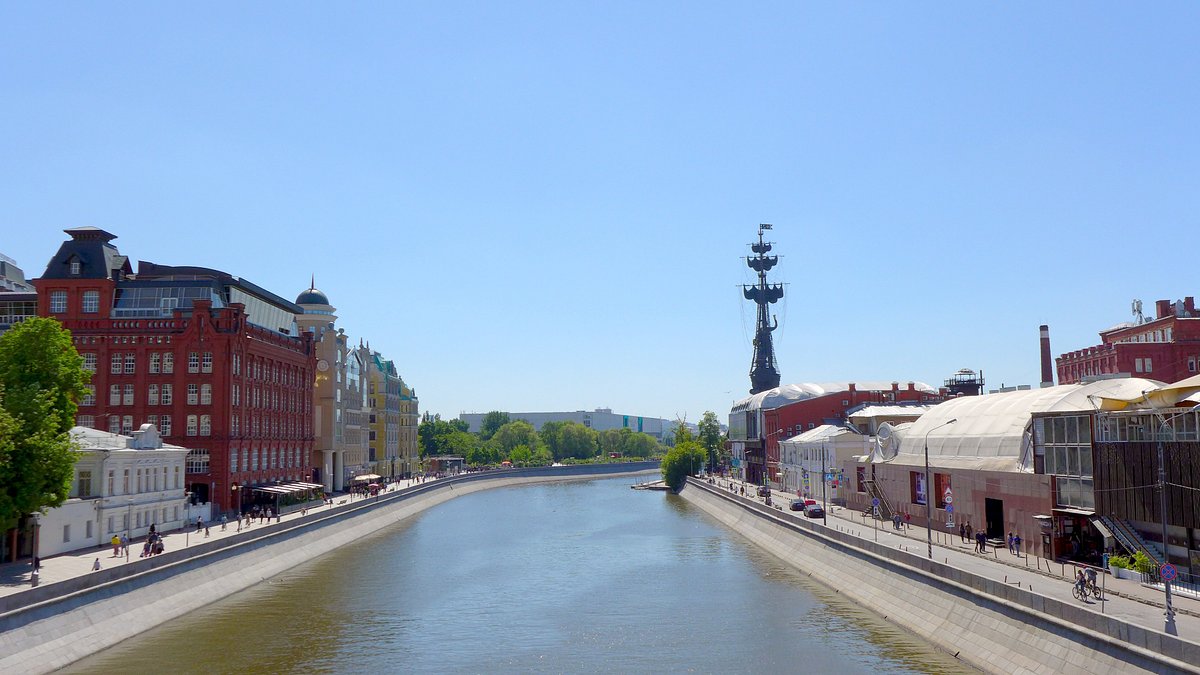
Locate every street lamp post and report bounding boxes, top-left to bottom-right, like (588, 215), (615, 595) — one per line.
(125, 497), (133, 563)
(925, 418), (957, 559)
(821, 443), (828, 526)
(1144, 399), (1199, 636)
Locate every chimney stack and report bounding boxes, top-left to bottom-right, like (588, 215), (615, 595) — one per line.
(1039, 324), (1054, 388)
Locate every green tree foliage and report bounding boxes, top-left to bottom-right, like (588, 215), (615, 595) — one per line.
(0, 317), (90, 529)
(697, 411), (723, 472)
(539, 420), (568, 459)
(557, 422), (599, 460)
(418, 413), (469, 457)
(660, 440), (705, 491)
(598, 428), (660, 458)
(492, 420), (542, 457)
(479, 411), (510, 441)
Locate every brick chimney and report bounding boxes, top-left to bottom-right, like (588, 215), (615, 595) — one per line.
(1039, 325), (1054, 388)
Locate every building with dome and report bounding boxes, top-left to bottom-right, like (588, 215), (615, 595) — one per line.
(32, 228), (318, 517)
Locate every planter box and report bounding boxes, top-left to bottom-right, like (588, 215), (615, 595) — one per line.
(1112, 566), (1136, 580)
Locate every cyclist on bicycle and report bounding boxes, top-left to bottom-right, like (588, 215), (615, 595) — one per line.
(1074, 570), (1088, 595)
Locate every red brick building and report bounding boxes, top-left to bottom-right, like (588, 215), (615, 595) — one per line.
(33, 228), (315, 514)
(1057, 297), (1200, 386)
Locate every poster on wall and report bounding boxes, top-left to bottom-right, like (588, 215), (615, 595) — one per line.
(1190, 549), (1200, 576)
(913, 471), (927, 506)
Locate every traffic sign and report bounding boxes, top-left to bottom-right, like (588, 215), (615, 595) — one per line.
(1161, 563), (1178, 581)
(945, 504), (954, 513)
(872, 497), (880, 507)
(944, 494), (953, 504)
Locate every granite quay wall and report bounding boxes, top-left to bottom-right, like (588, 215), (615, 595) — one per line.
(679, 478), (1200, 675)
(0, 462), (658, 674)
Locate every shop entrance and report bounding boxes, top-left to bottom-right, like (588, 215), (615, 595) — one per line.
(985, 498), (1004, 540)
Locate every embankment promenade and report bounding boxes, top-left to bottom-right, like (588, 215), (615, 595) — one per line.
(0, 462), (658, 674)
(680, 477), (1200, 675)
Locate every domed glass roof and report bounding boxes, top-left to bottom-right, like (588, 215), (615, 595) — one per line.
(296, 287), (329, 305)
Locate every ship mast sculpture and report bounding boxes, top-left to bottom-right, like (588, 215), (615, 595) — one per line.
(744, 223), (783, 394)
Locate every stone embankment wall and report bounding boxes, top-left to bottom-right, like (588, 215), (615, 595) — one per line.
(0, 463), (658, 674)
(678, 479), (1199, 675)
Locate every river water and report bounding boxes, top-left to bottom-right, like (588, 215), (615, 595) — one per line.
(66, 476), (971, 674)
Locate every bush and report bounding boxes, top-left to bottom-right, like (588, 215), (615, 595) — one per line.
(1107, 554), (1131, 570)
(1132, 550), (1157, 575)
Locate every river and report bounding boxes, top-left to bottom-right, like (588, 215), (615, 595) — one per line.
(65, 476), (971, 673)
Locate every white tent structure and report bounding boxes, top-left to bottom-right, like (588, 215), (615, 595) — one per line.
(875, 378), (1163, 472)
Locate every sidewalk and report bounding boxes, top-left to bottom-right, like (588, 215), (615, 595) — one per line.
(714, 478), (1200, 643)
(0, 477), (431, 600)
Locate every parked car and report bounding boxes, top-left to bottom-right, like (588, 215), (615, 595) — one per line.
(757, 485), (770, 497)
(789, 499), (805, 511)
(803, 504), (825, 519)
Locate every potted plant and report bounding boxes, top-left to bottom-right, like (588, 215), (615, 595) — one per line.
(1108, 554), (1134, 580)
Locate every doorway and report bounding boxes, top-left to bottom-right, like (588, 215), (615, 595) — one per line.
(985, 498), (1004, 540)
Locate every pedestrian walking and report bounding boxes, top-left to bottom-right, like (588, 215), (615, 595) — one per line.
(959, 523), (966, 543)
(92, 558), (102, 572)
(111, 534), (121, 557)
(221, 515), (227, 531)
(965, 522), (973, 545)
(204, 526), (210, 538)
(120, 533), (129, 555)
(1013, 534), (1021, 556)
(196, 516), (203, 532)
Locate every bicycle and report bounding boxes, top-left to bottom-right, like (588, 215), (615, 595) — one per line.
(1071, 583), (1088, 601)
(1087, 579), (1103, 600)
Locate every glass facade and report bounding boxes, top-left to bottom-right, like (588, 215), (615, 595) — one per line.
(1034, 414), (1094, 510)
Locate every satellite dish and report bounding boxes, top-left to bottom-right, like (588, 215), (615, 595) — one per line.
(877, 422), (897, 458)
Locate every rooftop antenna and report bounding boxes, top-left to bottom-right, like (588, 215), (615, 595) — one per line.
(1132, 299), (1144, 325)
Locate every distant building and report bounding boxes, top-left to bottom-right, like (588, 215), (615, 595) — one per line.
(0, 253), (37, 336)
(363, 346), (419, 480)
(1058, 297), (1200, 385)
(730, 381), (942, 486)
(459, 408), (677, 440)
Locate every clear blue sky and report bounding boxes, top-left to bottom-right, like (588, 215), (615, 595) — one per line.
(3, 4), (1198, 423)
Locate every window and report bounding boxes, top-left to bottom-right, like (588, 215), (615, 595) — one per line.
(82, 353), (97, 372)
(200, 415), (211, 436)
(109, 385), (121, 406)
(147, 414), (157, 429)
(1145, 357), (1153, 373)
(111, 353), (123, 374)
(232, 384), (239, 406)
(70, 261), (81, 276)
(123, 468), (130, 494)
(934, 473), (951, 509)
(82, 290), (99, 313)
(107, 470), (114, 494)
(270, 448), (277, 469)
(150, 352), (161, 374)
(81, 385), (95, 406)
(161, 384), (173, 405)
(148, 384), (159, 406)
(174, 465), (181, 488)
(1190, 357), (1197, 373)
(50, 291), (67, 313)
(125, 353), (136, 374)
(122, 415), (133, 434)
(187, 415), (198, 436)
(123, 384), (134, 406)
(911, 471), (927, 506)
(186, 449), (209, 474)
(163, 352), (174, 373)
(160, 415), (172, 436)
(77, 414), (94, 428)
(77, 470), (93, 498)
(242, 449), (249, 472)
(233, 353), (240, 375)
(63, 524), (70, 543)
(187, 384), (199, 405)
(231, 448), (238, 473)
(136, 469), (143, 493)
(200, 384), (212, 405)
(202, 352), (213, 373)
(231, 414), (239, 436)
(252, 449), (259, 471)
(188, 352), (200, 373)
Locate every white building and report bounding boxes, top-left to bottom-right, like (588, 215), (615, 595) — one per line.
(36, 425), (189, 558)
(459, 408), (680, 440)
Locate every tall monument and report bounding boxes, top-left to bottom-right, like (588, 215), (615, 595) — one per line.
(744, 223), (783, 394)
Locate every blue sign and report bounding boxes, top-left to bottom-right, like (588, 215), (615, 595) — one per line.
(872, 498), (880, 507)
(945, 504), (954, 513)
(1161, 563), (1178, 581)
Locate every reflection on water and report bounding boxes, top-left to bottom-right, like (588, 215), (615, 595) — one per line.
(66, 477), (973, 674)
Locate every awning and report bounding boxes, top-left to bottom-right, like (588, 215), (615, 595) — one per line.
(253, 485), (292, 494)
(291, 481), (323, 489)
(1052, 506), (1095, 516)
(1093, 373), (1200, 411)
(352, 474), (381, 482)
(1089, 516), (1115, 542)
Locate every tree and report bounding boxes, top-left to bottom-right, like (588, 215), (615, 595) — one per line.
(508, 444), (534, 467)
(558, 422), (599, 460)
(492, 420), (542, 457)
(479, 411), (510, 441)
(418, 413), (469, 457)
(0, 317), (90, 529)
(697, 411), (723, 472)
(540, 420), (568, 459)
(660, 440), (705, 491)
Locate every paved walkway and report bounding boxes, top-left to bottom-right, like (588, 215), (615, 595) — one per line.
(713, 478), (1200, 643)
(0, 478), (434, 600)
